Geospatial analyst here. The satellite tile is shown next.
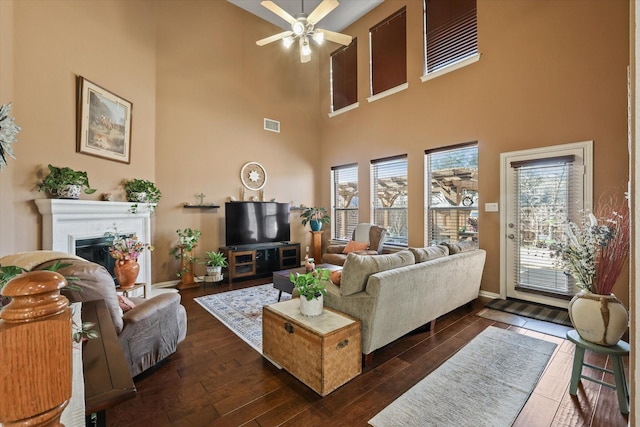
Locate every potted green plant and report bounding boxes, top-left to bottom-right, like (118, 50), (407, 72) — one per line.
(300, 207), (331, 232)
(203, 250), (227, 276)
(290, 268), (329, 317)
(123, 178), (162, 214)
(170, 228), (201, 288)
(38, 164), (96, 199)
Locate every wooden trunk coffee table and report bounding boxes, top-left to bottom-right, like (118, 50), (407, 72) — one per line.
(262, 299), (361, 396)
(272, 264), (341, 301)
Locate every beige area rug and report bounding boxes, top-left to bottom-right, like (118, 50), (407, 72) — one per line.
(369, 326), (557, 427)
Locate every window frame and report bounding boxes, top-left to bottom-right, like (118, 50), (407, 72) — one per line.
(371, 154), (409, 247)
(331, 163), (359, 241)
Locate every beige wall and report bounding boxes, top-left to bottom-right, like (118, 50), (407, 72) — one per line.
(0, 0), (157, 252)
(0, 0), (631, 303)
(152, 0), (321, 280)
(317, 0), (630, 304)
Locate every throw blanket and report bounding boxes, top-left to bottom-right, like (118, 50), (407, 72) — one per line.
(0, 251), (82, 270)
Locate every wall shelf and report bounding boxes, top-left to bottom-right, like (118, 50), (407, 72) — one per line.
(183, 204), (220, 210)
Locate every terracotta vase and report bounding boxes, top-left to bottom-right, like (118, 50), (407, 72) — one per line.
(568, 290), (629, 346)
(114, 259), (139, 289)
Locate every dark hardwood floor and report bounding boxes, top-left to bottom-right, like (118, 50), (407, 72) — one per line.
(106, 279), (629, 426)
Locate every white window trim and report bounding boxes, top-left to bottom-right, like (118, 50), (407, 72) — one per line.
(421, 53), (481, 83)
(367, 82), (409, 103)
(328, 102), (360, 118)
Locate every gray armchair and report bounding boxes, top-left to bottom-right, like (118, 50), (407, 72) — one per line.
(1, 251), (187, 378)
(322, 224), (387, 266)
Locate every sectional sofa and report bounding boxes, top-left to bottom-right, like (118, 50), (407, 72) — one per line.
(322, 242), (486, 359)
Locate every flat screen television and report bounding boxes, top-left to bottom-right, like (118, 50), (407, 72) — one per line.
(225, 202), (291, 246)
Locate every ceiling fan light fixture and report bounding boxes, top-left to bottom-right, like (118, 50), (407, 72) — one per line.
(292, 20), (306, 36)
(283, 36), (295, 48)
(312, 31), (324, 44)
(301, 37), (312, 56)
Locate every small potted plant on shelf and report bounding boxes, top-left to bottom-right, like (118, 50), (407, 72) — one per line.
(300, 207), (331, 232)
(170, 228), (201, 289)
(290, 268), (329, 317)
(123, 178), (162, 214)
(38, 164), (96, 199)
(203, 251), (227, 276)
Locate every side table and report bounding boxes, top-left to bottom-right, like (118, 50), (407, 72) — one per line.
(566, 329), (629, 414)
(263, 299), (361, 396)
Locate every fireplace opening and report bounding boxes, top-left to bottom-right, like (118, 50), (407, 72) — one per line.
(75, 234), (132, 287)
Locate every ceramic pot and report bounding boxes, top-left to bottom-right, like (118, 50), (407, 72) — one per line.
(58, 184), (81, 199)
(568, 290), (629, 346)
(206, 265), (222, 276)
(114, 259), (139, 289)
(309, 219), (322, 232)
(299, 294), (323, 317)
(129, 191), (147, 203)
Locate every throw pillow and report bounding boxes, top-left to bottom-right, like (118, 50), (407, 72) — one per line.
(118, 294), (137, 312)
(329, 270), (342, 286)
(442, 241), (478, 254)
(340, 250), (415, 296)
(409, 245), (449, 263)
(342, 240), (369, 254)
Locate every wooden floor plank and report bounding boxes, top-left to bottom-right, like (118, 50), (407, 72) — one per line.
(104, 280), (629, 426)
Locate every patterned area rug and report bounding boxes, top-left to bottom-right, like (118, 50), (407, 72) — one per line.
(485, 298), (572, 327)
(194, 284), (291, 354)
(369, 326), (557, 427)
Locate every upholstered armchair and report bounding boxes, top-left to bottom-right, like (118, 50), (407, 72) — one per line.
(0, 251), (187, 378)
(321, 223), (387, 266)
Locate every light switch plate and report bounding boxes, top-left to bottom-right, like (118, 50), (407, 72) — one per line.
(485, 202), (499, 212)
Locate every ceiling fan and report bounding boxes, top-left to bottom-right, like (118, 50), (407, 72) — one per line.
(256, 0), (353, 63)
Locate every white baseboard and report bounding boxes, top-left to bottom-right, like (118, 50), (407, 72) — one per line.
(479, 290), (500, 300)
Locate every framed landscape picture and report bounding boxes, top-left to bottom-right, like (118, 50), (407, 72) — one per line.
(77, 76), (132, 164)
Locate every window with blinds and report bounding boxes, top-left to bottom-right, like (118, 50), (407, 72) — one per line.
(425, 0), (477, 74)
(512, 156), (580, 296)
(330, 38), (357, 113)
(425, 143), (478, 245)
(371, 155), (408, 246)
(331, 164), (359, 241)
(370, 7), (407, 96)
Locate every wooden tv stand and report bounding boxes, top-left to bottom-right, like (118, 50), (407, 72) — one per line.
(221, 242), (300, 284)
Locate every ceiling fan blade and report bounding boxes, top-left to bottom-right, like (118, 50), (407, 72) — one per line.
(317, 29), (352, 46)
(256, 30), (294, 46)
(307, 0), (339, 25)
(261, 1), (296, 24)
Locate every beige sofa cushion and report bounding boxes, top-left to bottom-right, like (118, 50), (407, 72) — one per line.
(443, 241), (478, 254)
(340, 250), (415, 296)
(409, 245), (449, 263)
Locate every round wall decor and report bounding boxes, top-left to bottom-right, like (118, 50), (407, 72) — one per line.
(240, 161), (267, 191)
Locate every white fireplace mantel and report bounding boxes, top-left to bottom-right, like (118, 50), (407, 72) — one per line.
(35, 199), (153, 297)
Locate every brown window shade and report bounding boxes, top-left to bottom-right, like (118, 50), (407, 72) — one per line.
(370, 7), (406, 95)
(331, 39), (358, 112)
(426, 0), (477, 73)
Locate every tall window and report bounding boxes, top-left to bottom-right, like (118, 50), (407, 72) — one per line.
(370, 7), (407, 96)
(331, 164), (359, 240)
(371, 155), (408, 246)
(425, 143), (478, 245)
(424, 0), (477, 74)
(330, 38), (357, 112)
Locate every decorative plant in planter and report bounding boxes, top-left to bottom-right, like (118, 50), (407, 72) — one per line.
(107, 227), (153, 289)
(553, 193), (630, 346)
(300, 207), (331, 232)
(290, 268), (329, 317)
(0, 102), (21, 171)
(38, 164), (96, 199)
(123, 178), (162, 214)
(203, 251), (227, 276)
(170, 228), (201, 289)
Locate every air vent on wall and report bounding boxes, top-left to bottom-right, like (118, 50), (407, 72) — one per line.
(264, 118), (280, 133)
